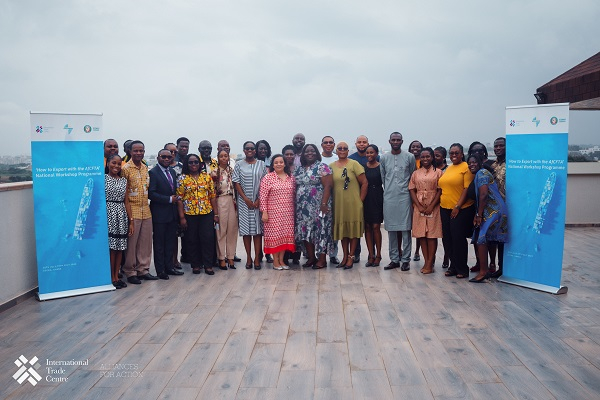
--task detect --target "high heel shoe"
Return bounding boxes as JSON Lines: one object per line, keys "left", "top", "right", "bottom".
{"left": 228, "top": 259, "right": 236, "bottom": 269}
{"left": 373, "top": 256, "right": 382, "bottom": 267}
{"left": 490, "top": 270, "right": 502, "bottom": 279}
{"left": 469, "top": 272, "right": 490, "bottom": 283}
{"left": 365, "top": 255, "right": 375, "bottom": 267}
{"left": 336, "top": 256, "right": 347, "bottom": 268}
{"left": 344, "top": 256, "right": 354, "bottom": 269}
{"left": 219, "top": 260, "right": 228, "bottom": 270}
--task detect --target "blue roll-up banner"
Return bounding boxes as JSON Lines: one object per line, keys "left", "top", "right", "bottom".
{"left": 30, "top": 112, "right": 113, "bottom": 300}
{"left": 502, "top": 104, "right": 569, "bottom": 294}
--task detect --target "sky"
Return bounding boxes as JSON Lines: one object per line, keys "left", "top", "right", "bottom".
{"left": 1, "top": 0, "right": 599, "bottom": 157}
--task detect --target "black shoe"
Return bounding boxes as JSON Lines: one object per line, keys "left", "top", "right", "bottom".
{"left": 117, "top": 280, "right": 127, "bottom": 288}
{"left": 205, "top": 268, "right": 215, "bottom": 275}
{"left": 233, "top": 256, "right": 241, "bottom": 262}
{"left": 139, "top": 273, "right": 158, "bottom": 280}
{"left": 329, "top": 257, "right": 340, "bottom": 264}
{"left": 174, "top": 264, "right": 183, "bottom": 270}
{"left": 353, "top": 254, "right": 360, "bottom": 263}
{"left": 118, "top": 272, "right": 123, "bottom": 279}
{"left": 127, "top": 276, "right": 142, "bottom": 284}
{"left": 292, "top": 257, "right": 300, "bottom": 265}
{"left": 400, "top": 262, "right": 410, "bottom": 271}
{"left": 254, "top": 264, "right": 262, "bottom": 270}
{"left": 266, "top": 254, "right": 274, "bottom": 263}
{"left": 112, "top": 281, "right": 122, "bottom": 289}
{"left": 470, "top": 273, "right": 491, "bottom": 283}
{"left": 166, "top": 269, "right": 184, "bottom": 276}
{"left": 384, "top": 262, "right": 400, "bottom": 270}
{"left": 490, "top": 270, "right": 502, "bottom": 279}
{"left": 157, "top": 273, "right": 170, "bottom": 280}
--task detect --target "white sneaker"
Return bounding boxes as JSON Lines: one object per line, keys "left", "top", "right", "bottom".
{"left": 281, "top": 265, "right": 290, "bottom": 270}
{"left": 273, "top": 266, "right": 284, "bottom": 270}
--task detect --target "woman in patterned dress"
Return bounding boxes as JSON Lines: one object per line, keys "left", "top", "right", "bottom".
{"left": 177, "top": 154, "right": 218, "bottom": 275}
{"left": 233, "top": 141, "right": 268, "bottom": 269}
{"left": 294, "top": 144, "right": 333, "bottom": 270}
{"left": 105, "top": 154, "right": 132, "bottom": 289}
{"left": 211, "top": 150, "right": 238, "bottom": 270}
{"left": 409, "top": 147, "right": 443, "bottom": 275}
{"left": 260, "top": 154, "right": 296, "bottom": 270}
{"left": 467, "top": 153, "right": 508, "bottom": 283}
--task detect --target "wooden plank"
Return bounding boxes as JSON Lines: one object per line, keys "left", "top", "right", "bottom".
{"left": 340, "top": 283, "right": 366, "bottom": 305}
{"left": 176, "top": 305, "right": 219, "bottom": 333}
{"left": 391, "top": 385, "right": 434, "bottom": 399}
{"left": 138, "top": 313, "right": 188, "bottom": 344}
{"left": 493, "top": 366, "right": 555, "bottom": 400}
{"left": 380, "top": 341, "right": 427, "bottom": 386}
{"left": 465, "top": 383, "right": 514, "bottom": 399}
{"left": 258, "top": 312, "right": 292, "bottom": 344}
{"left": 236, "top": 387, "right": 277, "bottom": 400}
{"left": 559, "top": 364, "right": 600, "bottom": 395}
{"left": 314, "top": 387, "right": 354, "bottom": 400}
{"left": 198, "top": 305, "right": 243, "bottom": 343}
{"left": 157, "top": 387, "right": 200, "bottom": 400}
{"left": 275, "top": 370, "right": 315, "bottom": 400}
{"left": 351, "top": 370, "right": 393, "bottom": 399}
{"left": 347, "top": 330, "right": 385, "bottom": 370}
{"left": 167, "top": 343, "right": 224, "bottom": 387}
{"left": 442, "top": 339, "right": 500, "bottom": 383}
{"left": 344, "top": 303, "right": 375, "bottom": 332}
{"left": 466, "top": 329, "right": 522, "bottom": 367}
{"left": 268, "top": 290, "right": 297, "bottom": 313}
{"left": 503, "top": 336, "right": 575, "bottom": 382}
{"left": 113, "top": 370, "right": 172, "bottom": 399}
{"left": 562, "top": 336, "right": 600, "bottom": 369}
{"left": 83, "top": 332, "right": 144, "bottom": 370}
{"left": 315, "top": 343, "right": 351, "bottom": 388}
{"left": 282, "top": 331, "right": 316, "bottom": 371}
{"left": 240, "top": 343, "right": 285, "bottom": 388}
{"left": 317, "top": 312, "right": 346, "bottom": 343}
{"left": 212, "top": 331, "right": 258, "bottom": 372}
{"left": 318, "top": 290, "right": 343, "bottom": 314}
{"left": 404, "top": 328, "right": 454, "bottom": 368}
{"left": 421, "top": 367, "right": 470, "bottom": 399}
{"left": 196, "top": 371, "right": 244, "bottom": 399}
{"left": 145, "top": 332, "right": 200, "bottom": 371}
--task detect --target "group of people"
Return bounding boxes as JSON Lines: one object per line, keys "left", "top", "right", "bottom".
{"left": 103, "top": 131, "right": 508, "bottom": 289}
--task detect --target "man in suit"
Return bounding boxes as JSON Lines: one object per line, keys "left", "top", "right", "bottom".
{"left": 149, "top": 149, "right": 184, "bottom": 279}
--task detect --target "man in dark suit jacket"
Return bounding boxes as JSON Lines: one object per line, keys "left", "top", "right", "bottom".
{"left": 149, "top": 149, "right": 184, "bottom": 279}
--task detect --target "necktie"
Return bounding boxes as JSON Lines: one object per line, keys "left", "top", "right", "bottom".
{"left": 165, "top": 168, "right": 174, "bottom": 191}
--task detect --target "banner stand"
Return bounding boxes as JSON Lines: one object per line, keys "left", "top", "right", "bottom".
{"left": 30, "top": 112, "right": 113, "bottom": 301}
{"left": 498, "top": 277, "right": 568, "bottom": 295}
{"left": 503, "top": 103, "right": 570, "bottom": 295}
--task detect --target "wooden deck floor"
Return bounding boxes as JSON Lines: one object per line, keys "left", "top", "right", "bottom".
{"left": 1, "top": 227, "right": 599, "bottom": 399}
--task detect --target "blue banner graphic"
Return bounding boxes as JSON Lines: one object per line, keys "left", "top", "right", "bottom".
{"left": 503, "top": 104, "right": 569, "bottom": 294}
{"left": 31, "top": 113, "right": 113, "bottom": 300}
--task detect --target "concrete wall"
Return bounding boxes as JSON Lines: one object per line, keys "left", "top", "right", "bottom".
{"left": 0, "top": 182, "right": 38, "bottom": 309}
{"left": 566, "top": 162, "right": 600, "bottom": 225}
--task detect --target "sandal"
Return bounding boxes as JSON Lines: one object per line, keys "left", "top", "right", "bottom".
{"left": 302, "top": 259, "right": 317, "bottom": 268}
{"left": 193, "top": 267, "right": 202, "bottom": 274}
{"left": 445, "top": 270, "right": 457, "bottom": 277}
{"left": 456, "top": 274, "right": 468, "bottom": 279}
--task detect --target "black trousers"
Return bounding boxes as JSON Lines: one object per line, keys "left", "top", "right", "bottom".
{"left": 440, "top": 206, "right": 475, "bottom": 277}
{"left": 185, "top": 212, "right": 215, "bottom": 269}
{"left": 152, "top": 220, "right": 177, "bottom": 275}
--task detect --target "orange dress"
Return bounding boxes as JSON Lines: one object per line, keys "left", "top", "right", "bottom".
{"left": 409, "top": 167, "right": 443, "bottom": 238}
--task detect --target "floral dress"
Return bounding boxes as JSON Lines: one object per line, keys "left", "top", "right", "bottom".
{"left": 294, "top": 162, "right": 333, "bottom": 255}
{"left": 472, "top": 169, "right": 508, "bottom": 244}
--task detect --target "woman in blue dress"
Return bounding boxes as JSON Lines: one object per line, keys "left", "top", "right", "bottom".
{"left": 467, "top": 153, "right": 508, "bottom": 283}
{"left": 294, "top": 144, "right": 333, "bottom": 269}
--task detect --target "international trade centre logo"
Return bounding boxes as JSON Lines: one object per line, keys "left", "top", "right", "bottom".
{"left": 84, "top": 125, "right": 92, "bottom": 133}
{"left": 13, "top": 355, "right": 42, "bottom": 386}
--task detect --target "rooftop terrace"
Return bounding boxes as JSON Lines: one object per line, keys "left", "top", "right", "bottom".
{"left": 1, "top": 227, "right": 599, "bottom": 399}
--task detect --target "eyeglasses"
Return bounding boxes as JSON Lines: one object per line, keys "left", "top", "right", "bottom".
{"left": 337, "top": 147, "right": 349, "bottom": 151}
{"left": 160, "top": 155, "right": 173, "bottom": 160}
{"left": 188, "top": 160, "right": 200, "bottom": 165}
{"left": 168, "top": 150, "right": 176, "bottom": 153}
{"left": 244, "top": 147, "right": 255, "bottom": 151}
{"left": 322, "top": 141, "right": 334, "bottom": 144}
{"left": 341, "top": 167, "right": 350, "bottom": 190}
